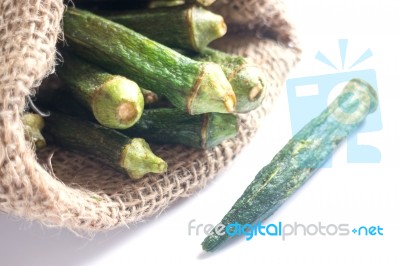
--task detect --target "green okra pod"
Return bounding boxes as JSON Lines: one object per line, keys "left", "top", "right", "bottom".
{"left": 105, "top": 4, "right": 227, "bottom": 52}
{"left": 190, "top": 48, "right": 267, "bottom": 113}
{"left": 22, "top": 113, "right": 46, "bottom": 149}
{"left": 45, "top": 112, "right": 167, "bottom": 180}
{"left": 63, "top": 8, "right": 236, "bottom": 115}
{"left": 58, "top": 52, "right": 144, "bottom": 129}
{"left": 122, "top": 108, "right": 238, "bottom": 149}
{"left": 202, "top": 79, "right": 379, "bottom": 251}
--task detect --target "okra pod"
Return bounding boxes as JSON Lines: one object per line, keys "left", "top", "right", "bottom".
{"left": 191, "top": 48, "right": 266, "bottom": 113}
{"left": 122, "top": 108, "right": 238, "bottom": 149}
{"left": 105, "top": 5, "right": 227, "bottom": 52}
{"left": 45, "top": 112, "right": 167, "bottom": 180}
{"left": 22, "top": 113, "right": 46, "bottom": 149}
{"left": 202, "top": 79, "right": 378, "bottom": 251}
{"left": 58, "top": 52, "right": 144, "bottom": 129}
{"left": 63, "top": 8, "right": 236, "bottom": 115}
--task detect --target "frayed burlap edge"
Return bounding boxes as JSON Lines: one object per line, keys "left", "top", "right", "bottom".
{"left": 0, "top": 0, "right": 301, "bottom": 232}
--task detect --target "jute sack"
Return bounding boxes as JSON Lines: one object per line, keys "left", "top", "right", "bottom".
{"left": 0, "top": 0, "right": 301, "bottom": 232}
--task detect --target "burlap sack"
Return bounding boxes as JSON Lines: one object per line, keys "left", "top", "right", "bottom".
{"left": 0, "top": 0, "right": 301, "bottom": 232}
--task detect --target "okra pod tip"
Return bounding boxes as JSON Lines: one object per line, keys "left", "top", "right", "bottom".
{"left": 121, "top": 138, "right": 168, "bottom": 180}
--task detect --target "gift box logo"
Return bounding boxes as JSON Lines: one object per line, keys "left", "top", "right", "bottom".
{"left": 286, "top": 39, "right": 382, "bottom": 167}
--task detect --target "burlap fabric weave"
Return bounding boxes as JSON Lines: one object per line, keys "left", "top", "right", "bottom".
{"left": 0, "top": 0, "right": 301, "bottom": 232}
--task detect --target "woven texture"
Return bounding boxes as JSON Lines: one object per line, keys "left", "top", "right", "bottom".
{"left": 0, "top": 0, "right": 301, "bottom": 232}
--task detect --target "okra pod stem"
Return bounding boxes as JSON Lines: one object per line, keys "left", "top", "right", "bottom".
{"left": 63, "top": 8, "right": 235, "bottom": 115}
{"left": 105, "top": 5, "right": 227, "bottom": 52}
{"left": 190, "top": 48, "right": 267, "bottom": 113}
{"left": 122, "top": 108, "right": 238, "bottom": 149}
{"left": 58, "top": 52, "right": 144, "bottom": 129}
{"left": 22, "top": 113, "right": 46, "bottom": 149}
{"left": 140, "top": 88, "right": 160, "bottom": 105}
{"left": 45, "top": 112, "right": 167, "bottom": 180}
{"left": 202, "top": 79, "right": 379, "bottom": 251}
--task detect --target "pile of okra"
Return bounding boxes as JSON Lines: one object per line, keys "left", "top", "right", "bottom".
{"left": 25, "top": 0, "right": 267, "bottom": 180}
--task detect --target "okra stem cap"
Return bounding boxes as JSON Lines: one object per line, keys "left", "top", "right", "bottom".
{"left": 92, "top": 76, "right": 144, "bottom": 129}
{"left": 229, "top": 65, "right": 267, "bottom": 113}
{"left": 188, "top": 62, "right": 236, "bottom": 115}
{"left": 121, "top": 138, "right": 168, "bottom": 180}
{"left": 191, "top": 6, "right": 227, "bottom": 51}
{"left": 22, "top": 113, "right": 46, "bottom": 149}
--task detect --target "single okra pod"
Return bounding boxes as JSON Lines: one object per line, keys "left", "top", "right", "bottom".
{"left": 22, "top": 113, "right": 46, "bottom": 149}
{"left": 58, "top": 52, "right": 144, "bottom": 129}
{"left": 202, "top": 79, "right": 379, "bottom": 251}
{"left": 105, "top": 4, "right": 227, "bottom": 52}
{"left": 45, "top": 112, "right": 167, "bottom": 180}
{"left": 63, "top": 8, "right": 236, "bottom": 115}
{"left": 122, "top": 108, "right": 238, "bottom": 149}
{"left": 191, "top": 48, "right": 267, "bottom": 113}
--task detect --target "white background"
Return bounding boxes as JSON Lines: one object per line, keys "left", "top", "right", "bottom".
{"left": 1, "top": 0, "right": 400, "bottom": 265}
